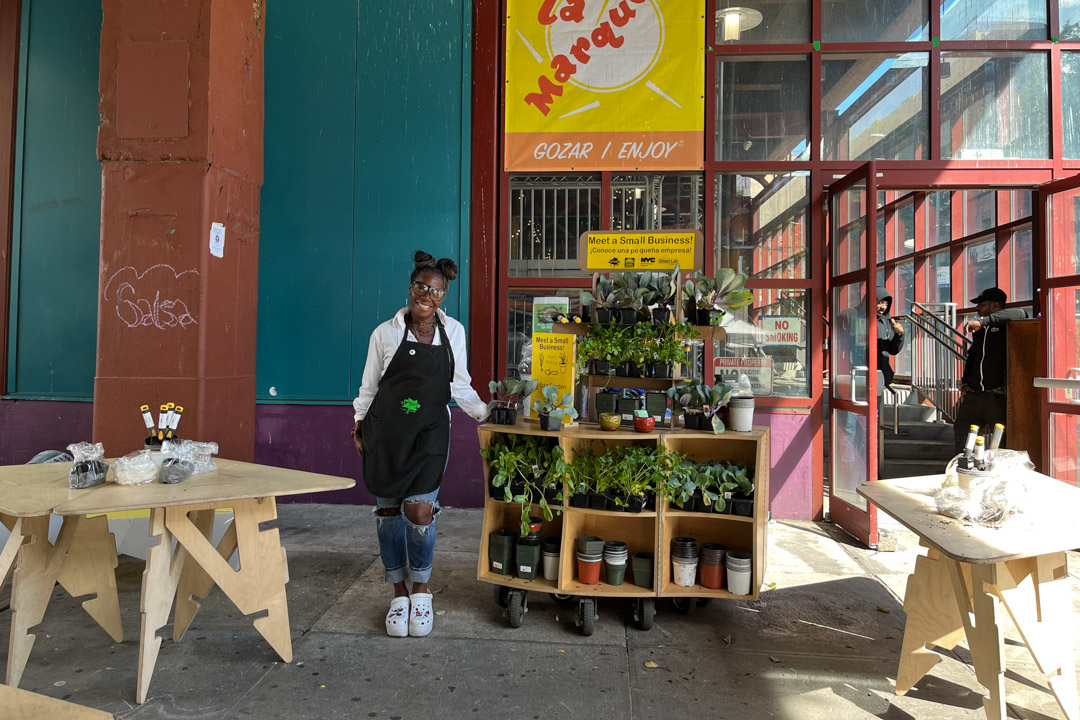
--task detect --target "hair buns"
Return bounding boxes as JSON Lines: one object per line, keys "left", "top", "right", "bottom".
{"left": 411, "top": 250, "right": 458, "bottom": 282}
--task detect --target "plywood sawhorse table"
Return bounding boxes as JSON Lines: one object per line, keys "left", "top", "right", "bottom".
{"left": 54, "top": 459, "right": 354, "bottom": 704}
{"left": 859, "top": 474, "right": 1080, "bottom": 720}
{"left": 0, "top": 464, "right": 123, "bottom": 688}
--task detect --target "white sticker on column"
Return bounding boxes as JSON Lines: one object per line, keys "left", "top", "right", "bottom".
{"left": 209, "top": 222, "right": 225, "bottom": 258}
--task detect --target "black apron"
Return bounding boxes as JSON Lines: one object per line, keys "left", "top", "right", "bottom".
{"left": 361, "top": 317, "right": 454, "bottom": 498}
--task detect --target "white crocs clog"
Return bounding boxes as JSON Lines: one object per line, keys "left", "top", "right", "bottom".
{"left": 385, "top": 596, "right": 410, "bottom": 637}
{"left": 409, "top": 592, "right": 434, "bottom": 637}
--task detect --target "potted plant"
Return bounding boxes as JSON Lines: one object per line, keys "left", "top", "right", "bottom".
{"left": 702, "top": 381, "right": 734, "bottom": 434}
{"left": 728, "top": 461, "right": 755, "bottom": 516}
{"left": 609, "top": 272, "right": 650, "bottom": 324}
{"left": 487, "top": 377, "right": 539, "bottom": 424}
{"left": 479, "top": 434, "right": 567, "bottom": 534}
{"left": 535, "top": 384, "right": 578, "bottom": 431}
{"left": 684, "top": 268, "right": 754, "bottom": 327}
{"left": 662, "top": 458, "right": 699, "bottom": 509}
{"left": 588, "top": 322, "right": 632, "bottom": 376}
{"left": 609, "top": 445, "right": 672, "bottom": 512}
{"left": 641, "top": 266, "right": 679, "bottom": 324}
{"left": 580, "top": 275, "right": 617, "bottom": 324}
{"left": 645, "top": 320, "right": 697, "bottom": 378}
{"left": 667, "top": 378, "right": 707, "bottom": 430}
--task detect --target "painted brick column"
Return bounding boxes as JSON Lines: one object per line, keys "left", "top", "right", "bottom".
{"left": 93, "top": 0, "right": 263, "bottom": 459}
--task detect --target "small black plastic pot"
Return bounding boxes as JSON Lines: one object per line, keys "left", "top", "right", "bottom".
{"left": 617, "top": 306, "right": 639, "bottom": 325}
{"left": 625, "top": 495, "right": 646, "bottom": 513}
{"left": 489, "top": 530, "right": 515, "bottom": 575}
{"left": 631, "top": 552, "right": 654, "bottom": 589}
{"left": 538, "top": 413, "right": 561, "bottom": 432}
{"left": 587, "top": 492, "right": 607, "bottom": 510}
{"left": 515, "top": 537, "right": 542, "bottom": 580}
{"left": 594, "top": 391, "right": 619, "bottom": 415}
{"left": 542, "top": 486, "right": 561, "bottom": 505}
{"left": 591, "top": 360, "right": 614, "bottom": 376}
{"left": 651, "top": 307, "right": 671, "bottom": 324}
{"left": 594, "top": 307, "right": 613, "bottom": 324}
{"left": 731, "top": 496, "right": 754, "bottom": 517}
{"left": 649, "top": 363, "right": 672, "bottom": 379}
{"left": 581, "top": 304, "right": 592, "bottom": 322}
{"left": 683, "top": 412, "right": 704, "bottom": 430}
{"left": 570, "top": 494, "right": 589, "bottom": 508}
{"left": 614, "top": 361, "right": 632, "bottom": 377}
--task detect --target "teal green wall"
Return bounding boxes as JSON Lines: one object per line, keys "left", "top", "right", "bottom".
{"left": 258, "top": 1, "right": 473, "bottom": 402}
{"left": 7, "top": 0, "right": 102, "bottom": 398}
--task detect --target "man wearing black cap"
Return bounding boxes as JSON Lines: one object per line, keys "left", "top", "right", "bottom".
{"left": 953, "top": 287, "right": 1028, "bottom": 454}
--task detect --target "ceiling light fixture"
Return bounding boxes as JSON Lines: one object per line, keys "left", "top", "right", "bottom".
{"left": 717, "top": 6, "right": 763, "bottom": 42}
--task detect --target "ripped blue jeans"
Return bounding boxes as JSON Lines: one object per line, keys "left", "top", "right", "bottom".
{"left": 374, "top": 488, "right": 441, "bottom": 584}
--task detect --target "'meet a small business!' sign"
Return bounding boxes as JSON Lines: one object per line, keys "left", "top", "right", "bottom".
{"left": 578, "top": 230, "right": 701, "bottom": 272}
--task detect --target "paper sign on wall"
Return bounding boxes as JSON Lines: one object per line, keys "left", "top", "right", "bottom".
{"left": 580, "top": 230, "right": 699, "bottom": 271}
{"left": 504, "top": 0, "right": 705, "bottom": 172}
{"left": 714, "top": 357, "right": 774, "bottom": 396}
{"left": 209, "top": 222, "right": 225, "bottom": 258}
{"left": 530, "top": 332, "right": 576, "bottom": 422}
{"left": 533, "top": 296, "right": 570, "bottom": 333}
{"left": 761, "top": 316, "right": 804, "bottom": 347}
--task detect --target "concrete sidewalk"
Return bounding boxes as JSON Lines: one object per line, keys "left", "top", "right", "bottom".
{"left": 2, "top": 504, "right": 1077, "bottom": 719}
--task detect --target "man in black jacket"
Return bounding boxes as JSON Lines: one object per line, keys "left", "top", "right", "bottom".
{"left": 953, "top": 287, "right": 1028, "bottom": 454}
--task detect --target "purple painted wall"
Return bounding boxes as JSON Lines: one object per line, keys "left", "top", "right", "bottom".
{"left": 755, "top": 411, "right": 814, "bottom": 521}
{"left": 254, "top": 404, "right": 486, "bottom": 506}
{"left": 0, "top": 399, "right": 94, "bottom": 464}
{"left": 0, "top": 398, "right": 814, "bottom": 518}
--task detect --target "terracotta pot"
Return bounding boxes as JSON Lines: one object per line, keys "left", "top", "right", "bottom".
{"left": 699, "top": 561, "right": 724, "bottom": 589}
{"left": 633, "top": 416, "right": 655, "bottom": 433}
{"left": 577, "top": 557, "right": 602, "bottom": 585}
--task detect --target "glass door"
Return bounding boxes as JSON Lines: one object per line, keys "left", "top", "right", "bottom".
{"left": 1036, "top": 174, "right": 1080, "bottom": 485}
{"left": 827, "top": 162, "right": 879, "bottom": 547}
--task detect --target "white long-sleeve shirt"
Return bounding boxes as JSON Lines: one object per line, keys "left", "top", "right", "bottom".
{"left": 352, "top": 307, "right": 489, "bottom": 423}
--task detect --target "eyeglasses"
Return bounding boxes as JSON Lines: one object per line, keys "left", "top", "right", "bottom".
{"left": 411, "top": 281, "right": 447, "bottom": 300}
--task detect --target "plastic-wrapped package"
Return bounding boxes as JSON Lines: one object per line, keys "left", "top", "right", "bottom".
{"left": 734, "top": 373, "right": 754, "bottom": 397}
{"left": 518, "top": 340, "right": 532, "bottom": 375}
{"left": 112, "top": 449, "right": 159, "bottom": 486}
{"left": 935, "top": 449, "right": 1034, "bottom": 526}
{"left": 177, "top": 439, "right": 219, "bottom": 475}
{"left": 67, "top": 442, "right": 109, "bottom": 489}
{"left": 159, "top": 440, "right": 195, "bottom": 484}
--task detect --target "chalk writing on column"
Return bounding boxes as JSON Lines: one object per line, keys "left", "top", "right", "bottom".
{"left": 103, "top": 264, "right": 200, "bottom": 330}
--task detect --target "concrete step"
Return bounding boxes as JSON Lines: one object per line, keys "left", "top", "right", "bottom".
{"left": 880, "top": 403, "right": 939, "bottom": 424}
{"left": 883, "top": 421, "right": 954, "bottom": 442}
{"left": 879, "top": 458, "right": 948, "bottom": 479}
{"left": 883, "top": 438, "right": 955, "bottom": 462}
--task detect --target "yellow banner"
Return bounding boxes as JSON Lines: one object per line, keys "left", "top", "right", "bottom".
{"left": 505, "top": 0, "right": 704, "bottom": 172}
{"left": 530, "top": 333, "right": 576, "bottom": 422}
{"left": 581, "top": 230, "right": 698, "bottom": 271}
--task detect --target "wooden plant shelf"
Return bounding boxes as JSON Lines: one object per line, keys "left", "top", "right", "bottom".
{"left": 476, "top": 423, "right": 770, "bottom": 604}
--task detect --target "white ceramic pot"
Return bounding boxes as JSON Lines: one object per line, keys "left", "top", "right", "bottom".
{"left": 728, "top": 397, "right": 755, "bottom": 432}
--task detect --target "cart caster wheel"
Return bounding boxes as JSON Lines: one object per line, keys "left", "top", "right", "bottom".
{"left": 697, "top": 598, "right": 712, "bottom": 608}
{"left": 549, "top": 593, "right": 576, "bottom": 605}
{"left": 635, "top": 598, "right": 655, "bottom": 630}
{"left": 672, "top": 597, "right": 697, "bottom": 615}
{"left": 577, "top": 598, "right": 597, "bottom": 637}
{"left": 508, "top": 590, "right": 527, "bottom": 628}
{"left": 494, "top": 586, "right": 509, "bottom": 609}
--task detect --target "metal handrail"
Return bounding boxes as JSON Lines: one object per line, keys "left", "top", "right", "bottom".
{"left": 907, "top": 303, "right": 969, "bottom": 423}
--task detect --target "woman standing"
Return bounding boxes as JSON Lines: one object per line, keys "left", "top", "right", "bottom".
{"left": 352, "top": 251, "right": 488, "bottom": 637}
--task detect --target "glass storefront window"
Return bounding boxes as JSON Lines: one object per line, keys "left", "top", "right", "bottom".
{"left": 892, "top": 260, "right": 915, "bottom": 376}
{"left": 1064, "top": 3, "right": 1080, "bottom": 40}
{"left": 1009, "top": 189, "right": 1033, "bottom": 221}
{"left": 1048, "top": 185, "right": 1080, "bottom": 278}
{"left": 714, "top": 0, "right": 809, "bottom": 44}
{"left": 877, "top": 214, "right": 887, "bottom": 264}
{"left": 821, "top": 53, "right": 929, "bottom": 161}
{"left": 1064, "top": 53, "right": 1080, "bottom": 159}
{"left": 925, "top": 250, "right": 951, "bottom": 303}
{"left": 715, "top": 172, "right": 809, "bottom": 280}
{"left": 715, "top": 57, "right": 809, "bottom": 162}
{"left": 941, "top": 0, "right": 1047, "bottom": 41}
{"left": 1007, "top": 226, "right": 1033, "bottom": 302}
{"left": 713, "top": 290, "right": 810, "bottom": 399}
{"left": 1048, "top": 287, "right": 1080, "bottom": 406}
{"left": 508, "top": 175, "right": 599, "bottom": 278}
{"left": 963, "top": 236, "right": 997, "bottom": 302}
{"left": 833, "top": 179, "right": 867, "bottom": 276}
{"left": 504, "top": 287, "right": 587, "bottom": 380}
{"left": 927, "top": 191, "right": 951, "bottom": 248}
{"left": 962, "top": 189, "right": 996, "bottom": 236}
{"left": 897, "top": 200, "right": 916, "bottom": 257}
{"left": 822, "top": 0, "right": 928, "bottom": 42}
{"left": 940, "top": 52, "right": 1049, "bottom": 160}
{"left": 610, "top": 175, "right": 704, "bottom": 232}
{"left": 1050, "top": 413, "right": 1080, "bottom": 486}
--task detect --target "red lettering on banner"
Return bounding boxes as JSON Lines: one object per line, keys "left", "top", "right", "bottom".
{"left": 538, "top": 0, "right": 557, "bottom": 25}
{"left": 524, "top": 75, "right": 564, "bottom": 116}
{"left": 551, "top": 54, "right": 577, "bottom": 83}
{"left": 539, "top": 0, "right": 585, "bottom": 24}
{"left": 570, "top": 37, "right": 592, "bottom": 64}
{"left": 591, "top": 21, "right": 625, "bottom": 48}
{"left": 608, "top": 1, "right": 636, "bottom": 28}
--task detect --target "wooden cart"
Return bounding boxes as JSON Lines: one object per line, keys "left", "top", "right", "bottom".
{"left": 476, "top": 420, "right": 769, "bottom": 634}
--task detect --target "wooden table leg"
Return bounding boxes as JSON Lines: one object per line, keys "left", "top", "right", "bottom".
{"left": 173, "top": 510, "right": 238, "bottom": 642}
{"left": 56, "top": 514, "right": 123, "bottom": 644}
{"left": 993, "top": 553, "right": 1079, "bottom": 720}
{"left": 165, "top": 498, "right": 291, "bottom": 662}
{"left": 948, "top": 561, "right": 1007, "bottom": 720}
{"left": 137, "top": 508, "right": 186, "bottom": 704}
{"left": 896, "top": 545, "right": 969, "bottom": 695}
{"left": 0, "top": 513, "right": 23, "bottom": 590}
